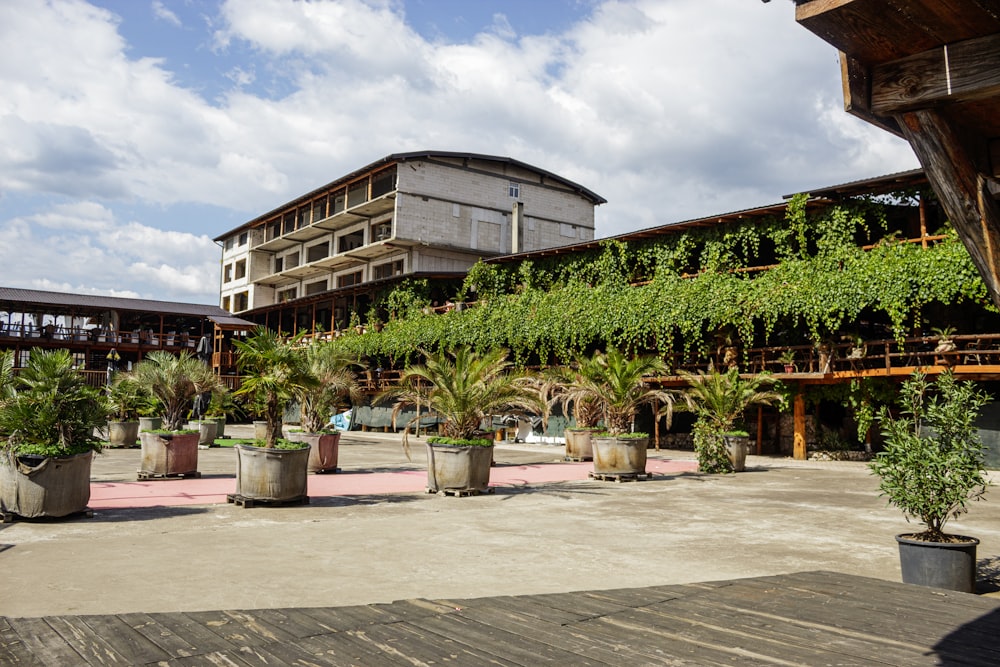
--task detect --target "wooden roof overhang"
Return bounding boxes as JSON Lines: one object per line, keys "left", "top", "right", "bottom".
{"left": 795, "top": 0, "right": 1000, "bottom": 307}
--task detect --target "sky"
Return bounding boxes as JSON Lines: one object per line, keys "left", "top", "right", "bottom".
{"left": 0, "top": 0, "right": 919, "bottom": 305}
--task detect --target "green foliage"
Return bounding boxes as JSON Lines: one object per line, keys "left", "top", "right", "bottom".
{"left": 557, "top": 348, "right": 675, "bottom": 436}
{"left": 106, "top": 373, "right": 149, "bottom": 421}
{"left": 870, "top": 371, "right": 991, "bottom": 541}
{"left": 233, "top": 327, "right": 317, "bottom": 449}
{"left": 130, "top": 351, "right": 221, "bottom": 431}
{"left": 296, "top": 341, "right": 363, "bottom": 433}
{"left": 0, "top": 349, "right": 106, "bottom": 456}
{"left": 381, "top": 346, "right": 541, "bottom": 458}
{"left": 322, "top": 198, "right": 988, "bottom": 366}
{"left": 242, "top": 438, "right": 309, "bottom": 450}
{"left": 426, "top": 436, "right": 493, "bottom": 447}
{"left": 679, "top": 368, "right": 782, "bottom": 473}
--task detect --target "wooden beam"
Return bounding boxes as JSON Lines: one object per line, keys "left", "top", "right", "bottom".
{"left": 872, "top": 33, "right": 1000, "bottom": 114}
{"left": 898, "top": 109, "right": 1000, "bottom": 309}
{"left": 840, "top": 52, "right": 903, "bottom": 137}
{"left": 793, "top": 393, "right": 807, "bottom": 461}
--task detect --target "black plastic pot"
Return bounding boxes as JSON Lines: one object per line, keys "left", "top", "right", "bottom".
{"left": 896, "top": 534, "right": 979, "bottom": 593}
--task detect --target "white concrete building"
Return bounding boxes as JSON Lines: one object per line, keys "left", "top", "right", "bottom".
{"left": 215, "top": 151, "right": 605, "bottom": 317}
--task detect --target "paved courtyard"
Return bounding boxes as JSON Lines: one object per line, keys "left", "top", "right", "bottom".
{"left": 1, "top": 429, "right": 999, "bottom": 618}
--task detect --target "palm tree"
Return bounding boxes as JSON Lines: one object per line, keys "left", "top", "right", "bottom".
{"left": 0, "top": 349, "right": 106, "bottom": 456}
{"left": 233, "top": 327, "right": 317, "bottom": 448}
{"left": 296, "top": 341, "right": 363, "bottom": 433}
{"left": 678, "top": 367, "right": 782, "bottom": 433}
{"left": 383, "top": 346, "right": 541, "bottom": 458}
{"left": 561, "top": 348, "right": 675, "bottom": 436}
{"left": 679, "top": 367, "right": 783, "bottom": 473}
{"left": 0, "top": 350, "right": 15, "bottom": 406}
{"left": 131, "top": 350, "right": 221, "bottom": 431}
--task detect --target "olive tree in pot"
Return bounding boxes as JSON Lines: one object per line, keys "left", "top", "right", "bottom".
{"left": 870, "top": 370, "right": 991, "bottom": 593}
{"left": 231, "top": 327, "right": 316, "bottom": 504}
{"left": 0, "top": 350, "right": 106, "bottom": 520}
{"left": 105, "top": 374, "right": 146, "bottom": 448}
{"left": 383, "top": 346, "right": 540, "bottom": 495}
{"left": 678, "top": 368, "right": 782, "bottom": 473}
{"left": 561, "top": 348, "right": 675, "bottom": 479}
{"left": 130, "top": 351, "right": 220, "bottom": 479}
{"left": 289, "top": 341, "right": 363, "bottom": 474}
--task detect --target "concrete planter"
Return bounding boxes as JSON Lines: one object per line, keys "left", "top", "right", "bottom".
{"left": 563, "top": 429, "right": 594, "bottom": 461}
{"left": 234, "top": 444, "right": 309, "bottom": 502}
{"left": 896, "top": 534, "right": 980, "bottom": 593}
{"left": 426, "top": 442, "right": 493, "bottom": 494}
{"left": 253, "top": 421, "right": 270, "bottom": 440}
{"left": 722, "top": 434, "right": 750, "bottom": 472}
{"left": 0, "top": 451, "right": 93, "bottom": 519}
{"left": 139, "top": 431, "right": 199, "bottom": 477}
{"left": 138, "top": 416, "right": 162, "bottom": 432}
{"left": 186, "top": 421, "right": 218, "bottom": 447}
{"left": 290, "top": 432, "right": 341, "bottom": 473}
{"left": 107, "top": 421, "right": 139, "bottom": 448}
{"left": 592, "top": 436, "right": 648, "bottom": 476}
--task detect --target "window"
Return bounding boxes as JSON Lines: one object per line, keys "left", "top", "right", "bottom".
{"left": 233, "top": 291, "right": 249, "bottom": 312}
{"left": 296, "top": 205, "right": 310, "bottom": 230}
{"left": 312, "top": 196, "right": 327, "bottom": 222}
{"left": 372, "top": 259, "right": 404, "bottom": 280}
{"left": 278, "top": 287, "right": 297, "bottom": 302}
{"left": 331, "top": 191, "right": 346, "bottom": 215}
{"left": 234, "top": 259, "right": 247, "bottom": 279}
{"left": 307, "top": 241, "right": 329, "bottom": 263}
{"left": 560, "top": 223, "right": 577, "bottom": 238}
{"left": 305, "top": 280, "right": 327, "bottom": 296}
{"left": 72, "top": 352, "right": 86, "bottom": 369}
{"left": 371, "top": 168, "right": 397, "bottom": 198}
{"left": 285, "top": 252, "right": 300, "bottom": 269}
{"left": 266, "top": 220, "right": 281, "bottom": 241}
{"left": 508, "top": 181, "right": 520, "bottom": 198}
{"left": 338, "top": 230, "right": 364, "bottom": 253}
{"left": 238, "top": 231, "right": 248, "bottom": 246}
{"left": 282, "top": 211, "right": 296, "bottom": 236}
{"left": 347, "top": 181, "right": 368, "bottom": 208}
{"left": 372, "top": 222, "right": 392, "bottom": 242}
{"left": 223, "top": 264, "right": 233, "bottom": 283}
{"left": 222, "top": 295, "right": 231, "bottom": 312}
{"left": 274, "top": 256, "right": 284, "bottom": 273}
{"left": 337, "top": 270, "right": 363, "bottom": 288}
{"left": 224, "top": 237, "right": 234, "bottom": 250}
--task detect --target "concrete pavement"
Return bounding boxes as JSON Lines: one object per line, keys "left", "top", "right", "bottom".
{"left": 1, "top": 429, "right": 998, "bottom": 618}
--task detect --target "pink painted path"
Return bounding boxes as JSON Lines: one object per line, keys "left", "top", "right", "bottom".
{"left": 88, "top": 458, "right": 698, "bottom": 510}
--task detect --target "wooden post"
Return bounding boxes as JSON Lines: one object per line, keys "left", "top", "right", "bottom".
{"left": 793, "top": 393, "right": 807, "bottom": 461}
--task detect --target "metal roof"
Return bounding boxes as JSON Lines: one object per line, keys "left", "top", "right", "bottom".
{"left": 0, "top": 286, "right": 252, "bottom": 326}
{"left": 214, "top": 151, "right": 607, "bottom": 242}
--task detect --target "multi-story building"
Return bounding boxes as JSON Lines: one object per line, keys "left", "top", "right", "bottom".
{"left": 215, "top": 151, "right": 605, "bottom": 329}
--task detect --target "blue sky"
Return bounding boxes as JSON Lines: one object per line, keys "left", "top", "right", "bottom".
{"left": 0, "top": 0, "right": 918, "bottom": 304}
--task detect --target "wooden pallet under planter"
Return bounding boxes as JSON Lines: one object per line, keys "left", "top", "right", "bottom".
{"left": 588, "top": 470, "right": 654, "bottom": 483}
{"left": 136, "top": 470, "right": 202, "bottom": 481}
{"left": 226, "top": 493, "right": 309, "bottom": 508}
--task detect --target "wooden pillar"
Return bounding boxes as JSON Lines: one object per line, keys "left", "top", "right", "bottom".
{"left": 793, "top": 393, "right": 807, "bottom": 461}
{"left": 918, "top": 194, "right": 928, "bottom": 249}
{"left": 653, "top": 398, "right": 660, "bottom": 451}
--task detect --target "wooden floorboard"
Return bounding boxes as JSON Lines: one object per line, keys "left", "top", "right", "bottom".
{"left": 3, "top": 571, "right": 999, "bottom": 666}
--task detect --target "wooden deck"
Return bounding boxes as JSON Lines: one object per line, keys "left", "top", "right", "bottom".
{"left": 2, "top": 571, "right": 998, "bottom": 665}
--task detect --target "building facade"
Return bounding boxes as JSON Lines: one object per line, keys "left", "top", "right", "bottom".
{"left": 215, "top": 151, "right": 606, "bottom": 324}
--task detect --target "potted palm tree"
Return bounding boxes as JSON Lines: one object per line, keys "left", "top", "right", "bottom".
{"left": 105, "top": 373, "right": 146, "bottom": 448}
{"left": 289, "top": 341, "right": 363, "bottom": 474}
{"left": 383, "top": 346, "right": 540, "bottom": 496}
{"left": 130, "top": 351, "right": 220, "bottom": 479}
{"left": 870, "top": 370, "right": 991, "bottom": 593}
{"left": 559, "top": 348, "right": 675, "bottom": 480}
{"left": 0, "top": 350, "right": 106, "bottom": 520}
{"left": 678, "top": 367, "right": 782, "bottom": 473}
{"left": 533, "top": 361, "right": 602, "bottom": 461}
{"left": 231, "top": 327, "right": 315, "bottom": 506}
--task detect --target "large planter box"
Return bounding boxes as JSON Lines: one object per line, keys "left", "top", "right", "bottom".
{"left": 0, "top": 451, "right": 93, "bottom": 519}
{"left": 139, "top": 432, "right": 199, "bottom": 477}
{"left": 722, "top": 434, "right": 750, "bottom": 472}
{"left": 234, "top": 444, "right": 309, "bottom": 502}
{"left": 896, "top": 534, "right": 980, "bottom": 593}
{"left": 426, "top": 442, "right": 493, "bottom": 494}
{"left": 290, "top": 432, "right": 341, "bottom": 473}
{"left": 592, "top": 436, "right": 648, "bottom": 476}
{"left": 138, "top": 416, "right": 162, "bottom": 432}
{"left": 107, "top": 421, "right": 139, "bottom": 448}
{"left": 564, "top": 429, "right": 594, "bottom": 461}
{"left": 186, "top": 421, "right": 218, "bottom": 447}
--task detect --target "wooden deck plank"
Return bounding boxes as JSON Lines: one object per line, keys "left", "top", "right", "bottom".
{"left": 160, "top": 649, "right": 257, "bottom": 666}
{"left": 6, "top": 617, "right": 89, "bottom": 665}
{"left": 451, "top": 594, "right": 599, "bottom": 624}
{"left": 510, "top": 591, "right": 634, "bottom": 619}
{"left": 143, "top": 611, "right": 240, "bottom": 655}
{"left": 0, "top": 617, "right": 40, "bottom": 666}
{"left": 116, "top": 612, "right": 201, "bottom": 659}
{"left": 245, "top": 607, "right": 337, "bottom": 639}
{"left": 42, "top": 615, "right": 134, "bottom": 665}
{"left": 294, "top": 629, "right": 429, "bottom": 666}
{"left": 296, "top": 603, "right": 402, "bottom": 631}
{"left": 342, "top": 619, "right": 523, "bottom": 667}
{"left": 73, "top": 614, "right": 173, "bottom": 665}
{"left": 182, "top": 609, "right": 300, "bottom": 647}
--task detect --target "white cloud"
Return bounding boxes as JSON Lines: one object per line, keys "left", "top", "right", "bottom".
{"left": 152, "top": 0, "right": 182, "bottom": 28}
{"left": 0, "top": 0, "right": 919, "bottom": 300}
